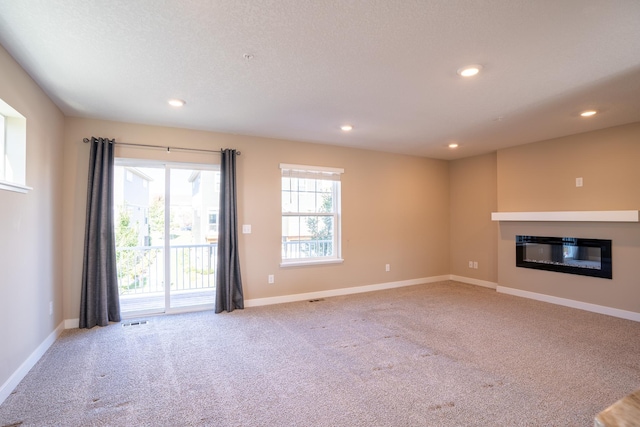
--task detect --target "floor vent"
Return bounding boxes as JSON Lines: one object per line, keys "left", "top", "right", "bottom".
{"left": 309, "top": 299, "right": 325, "bottom": 303}
{"left": 122, "top": 320, "right": 149, "bottom": 327}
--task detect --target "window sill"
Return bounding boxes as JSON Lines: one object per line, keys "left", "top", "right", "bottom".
{"left": 0, "top": 180, "right": 32, "bottom": 194}
{"left": 280, "top": 258, "right": 344, "bottom": 268}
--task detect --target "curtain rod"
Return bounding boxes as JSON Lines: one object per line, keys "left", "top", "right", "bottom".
{"left": 82, "top": 137, "right": 241, "bottom": 155}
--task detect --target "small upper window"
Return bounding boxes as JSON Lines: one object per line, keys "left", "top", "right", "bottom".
{"left": 0, "top": 114, "right": 5, "bottom": 179}
{"left": 208, "top": 212, "right": 218, "bottom": 232}
{"left": 280, "top": 163, "right": 343, "bottom": 266}
{"left": 0, "top": 98, "right": 29, "bottom": 193}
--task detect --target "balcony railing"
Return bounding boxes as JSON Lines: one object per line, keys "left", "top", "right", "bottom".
{"left": 281, "top": 239, "right": 333, "bottom": 259}
{"left": 116, "top": 243, "right": 218, "bottom": 296}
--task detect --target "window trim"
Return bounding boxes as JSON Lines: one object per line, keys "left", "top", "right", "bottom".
{"left": 279, "top": 258, "right": 344, "bottom": 268}
{"left": 280, "top": 163, "right": 343, "bottom": 267}
{"left": 280, "top": 163, "right": 344, "bottom": 175}
{"left": 0, "top": 179, "right": 32, "bottom": 193}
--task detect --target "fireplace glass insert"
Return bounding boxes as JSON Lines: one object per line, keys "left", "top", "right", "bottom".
{"left": 516, "top": 235, "right": 612, "bottom": 279}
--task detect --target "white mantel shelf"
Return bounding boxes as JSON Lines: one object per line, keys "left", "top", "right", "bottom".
{"left": 491, "top": 210, "right": 639, "bottom": 222}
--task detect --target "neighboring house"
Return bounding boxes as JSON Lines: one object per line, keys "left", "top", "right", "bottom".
{"left": 114, "top": 167, "right": 152, "bottom": 247}
{"left": 189, "top": 170, "right": 220, "bottom": 244}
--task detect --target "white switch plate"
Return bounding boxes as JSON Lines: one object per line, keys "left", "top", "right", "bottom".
{"left": 242, "top": 224, "right": 252, "bottom": 234}
{"left": 473, "top": 261, "right": 478, "bottom": 269}
{"left": 268, "top": 274, "right": 274, "bottom": 284}
{"left": 576, "top": 177, "right": 583, "bottom": 187}
{"left": 469, "top": 261, "right": 473, "bottom": 268}
{"left": 385, "top": 264, "right": 390, "bottom": 272}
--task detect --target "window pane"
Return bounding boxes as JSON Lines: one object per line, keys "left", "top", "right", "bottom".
{"left": 282, "top": 176, "right": 290, "bottom": 191}
{"left": 298, "top": 191, "right": 316, "bottom": 213}
{"left": 0, "top": 115, "right": 5, "bottom": 180}
{"left": 316, "top": 193, "right": 333, "bottom": 212}
{"left": 281, "top": 177, "right": 336, "bottom": 214}
{"left": 282, "top": 215, "right": 334, "bottom": 259}
{"left": 282, "top": 190, "right": 298, "bottom": 213}
{"left": 282, "top": 216, "right": 302, "bottom": 240}
{"left": 299, "top": 178, "right": 314, "bottom": 191}
{"left": 316, "top": 179, "right": 333, "bottom": 193}
{"left": 0, "top": 99, "right": 27, "bottom": 189}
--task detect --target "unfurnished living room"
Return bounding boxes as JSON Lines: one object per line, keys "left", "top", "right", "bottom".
{"left": 1, "top": 1, "right": 639, "bottom": 426}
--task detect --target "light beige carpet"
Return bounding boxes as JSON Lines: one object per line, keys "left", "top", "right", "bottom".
{"left": 1, "top": 281, "right": 638, "bottom": 426}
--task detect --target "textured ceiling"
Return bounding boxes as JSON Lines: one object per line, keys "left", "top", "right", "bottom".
{"left": 0, "top": 0, "right": 639, "bottom": 159}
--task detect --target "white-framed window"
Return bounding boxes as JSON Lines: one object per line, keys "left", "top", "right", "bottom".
{"left": 0, "top": 114, "right": 5, "bottom": 181}
{"left": 280, "top": 163, "right": 343, "bottom": 266}
{"left": 0, "top": 98, "right": 29, "bottom": 193}
{"left": 208, "top": 211, "right": 218, "bottom": 233}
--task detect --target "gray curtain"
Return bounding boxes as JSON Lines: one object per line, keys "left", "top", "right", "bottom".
{"left": 79, "top": 137, "right": 121, "bottom": 328}
{"left": 216, "top": 149, "right": 244, "bottom": 313}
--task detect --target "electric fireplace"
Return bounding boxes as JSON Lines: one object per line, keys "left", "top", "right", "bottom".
{"left": 516, "top": 235, "right": 612, "bottom": 279}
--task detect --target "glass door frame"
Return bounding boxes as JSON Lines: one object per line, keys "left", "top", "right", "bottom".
{"left": 115, "top": 158, "right": 219, "bottom": 317}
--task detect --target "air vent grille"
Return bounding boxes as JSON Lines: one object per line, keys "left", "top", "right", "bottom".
{"left": 122, "top": 320, "right": 149, "bottom": 327}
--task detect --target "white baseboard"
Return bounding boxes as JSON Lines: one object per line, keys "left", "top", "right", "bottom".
{"left": 62, "top": 275, "right": 453, "bottom": 322}
{"left": 245, "top": 275, "right": 451, "bottom": 307}
{"left": 0, "top": 321, "right": 65, "bottom": 406}
{"left": 497, "top": 285, "right": 640, "bottom": 322}
{"left": 449, "top": 275, "right": 497, "bottom": 289}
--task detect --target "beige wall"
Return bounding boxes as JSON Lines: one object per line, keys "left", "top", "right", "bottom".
{"left": 62, "top": 117, "right": 450, "bottom": 320}
{"left": 497, "top": 123, "right": 640, "bottom": 211}
{"left": 496, "top": 122, "right": 640, "bottom": 313}
{"left": 449, "top": 153, "right": 498, "bottom": 283}
{"left": 0, "top": 46, "right": 65, "bottom": 388}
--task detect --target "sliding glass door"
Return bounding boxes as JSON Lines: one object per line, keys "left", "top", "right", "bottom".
{"left": 114, "top": 160, "right": 220, "bottom": 315}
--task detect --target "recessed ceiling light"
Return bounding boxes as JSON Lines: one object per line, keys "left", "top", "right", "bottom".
{"left": 580, "top": 110, "right": 597, "bottom": 117}
{"left": 168, "top": 99, "right": 185, "bottom": 107}
{"left": 340, "top": 125, "right": 353, "bottom": 131}
{"left": 457, "top": 65, "right": 482, "bottom": 77}
{"left": 448, "top": 143, "right": 459, "bottom": 149}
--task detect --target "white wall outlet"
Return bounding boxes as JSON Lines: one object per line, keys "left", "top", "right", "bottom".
{"left": 576, "top": 177, "right": 583, "bottom": 187}
{"left": 242, "top": 224, "right": 252, "bottom": 234}
{"left": 473, "top": 261, "right": 478, "bottom": 269}
{"left": 385, "top": 264, "right": 390, "bottom": 272}
{"left": 268, "top": 274, "right": 274, "bottom": 284}
{"left": 49, "top": 301, "right": 53, "bottom": 316}
{"left": 469, "top": 261, "right": 473, "bottom": 268}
